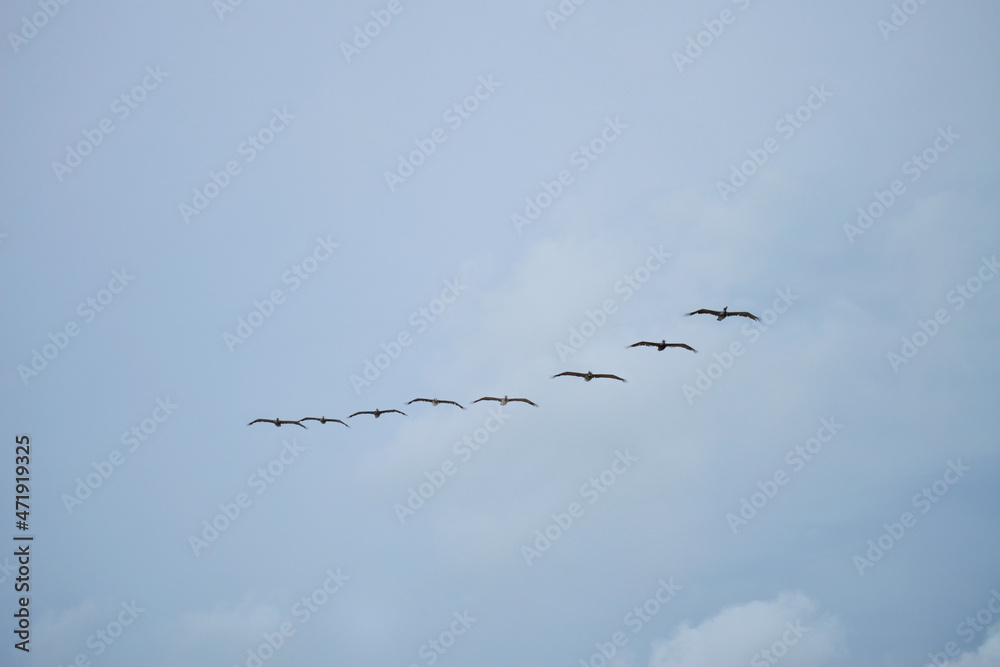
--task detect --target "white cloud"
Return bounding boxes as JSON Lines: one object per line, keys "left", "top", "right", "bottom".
{"left": 936, "top": 624, "right": 1000, "bottom": 667}
{"left": 173, "top": 594, "right": 284, "bottom": 647}
{"left": 647, "top": 591, "right": 846, "bottom": 667}
{"left": 33, "top": 599, "right": 102, "bottom": 662}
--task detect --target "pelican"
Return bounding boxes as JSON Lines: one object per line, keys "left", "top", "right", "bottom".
{"left": 300, "top": 416, "right": 350, "bottom": 428}
{"left": 407, "top": 398, "right": 465, "bottom": 409}
{"left": 248, "top": 418, "right": 308, "bottom": 429}
{"left": 472, "top": 395, "right": 538, "bottom": 407}
{"left": 348, "top": 408, "right": 406, "bottom": 419}
{"left": 685, "top": 306, "right": 759, "bottom": 321}
{"left": 552, "top": 371, "right": 627, "bottom": 383}
{"left": 628, "top": 340, "right": 697, "bottom": 353}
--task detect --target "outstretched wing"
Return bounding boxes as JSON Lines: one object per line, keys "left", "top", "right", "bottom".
{"left": 666, "top": 343, "right": 698, "bottom": 352}
{"left": 472, "top": 397, "right": 499, "bottom": 404}
{"left": 248, "top": 418, "right": 275, "bottom": 426}
{"left": 442, "top": 400, "right": 465, "bottom": 409}
{"left": 385, "top": 409, "right": 407, "bottom": 416}
{"left": 348, "top": 411, "right": 371, "bottom": 418}
{"left": 331, "top": 419, "right": 350, "bottom": 428}
{"left": 553, "top": 371, "right": 585, "bottom": 378}
{"left": 685, "top": 308, "right": 721, "bottom": 317}
{"left": 407, "top": 398, "right": 429, "bottom": 405}
{"left": 511, "top": 398, "right": 538, "bottom": 407}
{"left": 594, "top": 374, "right": 628, "bottom": 382}
{"left": 628, "top": 341, "right": 656, "bottom": 348}
{"left": 283, "top": 420, "right": 308, "bottom": 429}
{"left": 729, "top": 311, "right": 760, "bottom": 321}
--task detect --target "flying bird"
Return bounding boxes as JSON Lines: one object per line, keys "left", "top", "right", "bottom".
{"left": 552, "top": 371, "right": 628, "bottom": 383}
{"left": 628, "top": 340, "right": 697, "bottom": 353}
{"left": 300, "top": 416, "right": 350, "bottom": 428}
{"left": 248, "top": 418, "right": 308, "bottom": 429}
{"left": 685, "top": 306, "right": 760, "bottom": 321}
{"left": 348, "top": 408, "right": 406, "bottom": 419}
{"left": 472, "top": 395, "right": 538, "bottom": 407}
{"left": 407, "top": 398, "right": 465, "bottom": 409}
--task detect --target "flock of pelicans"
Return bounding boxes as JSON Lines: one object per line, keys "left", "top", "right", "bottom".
{"left": 248, "top": 307, "right": 760, "bottom": 429}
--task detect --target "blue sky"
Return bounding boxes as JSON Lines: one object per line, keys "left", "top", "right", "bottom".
{"left": 2, "top": 1, "right": 999, "bottom": 666}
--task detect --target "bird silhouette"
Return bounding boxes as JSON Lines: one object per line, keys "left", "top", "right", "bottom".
{"left": 300, "top": 417, "right": 350, "bottom": 428}
{"left": 472, "top": 395, "right": 538, "bottom": 407}
{"left": 552, "top": 371, "right": 627, "bottom": 383}
{"left": 685, "top": 306, "right": 759, "bottom": 321}
{"left": 348, "top": 409, "right": 407, "bottom": 419}
{"left": 248, "top": 418, "right": 308, "bottom": 429}
{"left": 407, "top": 398, "right": 465, "bottom": 409}
{"left": 628, "top": 340, "right": 697, "bottom": 353}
